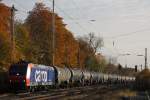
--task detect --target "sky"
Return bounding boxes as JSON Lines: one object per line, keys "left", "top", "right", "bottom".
{"left": 2, "top": 0, "right": 150, "bottom": 69}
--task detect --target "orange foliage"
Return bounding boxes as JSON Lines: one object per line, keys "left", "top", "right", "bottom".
{"left": 26, "top": 3, "right": 79, "bottom": 67}
{"left": 0, "top": 3, "right": 10, "bottom": 39}
{"left": 0, "top": 3, "right": 11, "bottom": 69}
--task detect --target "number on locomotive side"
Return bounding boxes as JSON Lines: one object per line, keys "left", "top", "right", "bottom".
{"left": 35, "top": 70, "right": 47, "bottom": 82}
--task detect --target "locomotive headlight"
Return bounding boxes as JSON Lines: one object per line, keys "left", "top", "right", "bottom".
{"left": 10, "top": 80, "right": 11, "bottom": 82}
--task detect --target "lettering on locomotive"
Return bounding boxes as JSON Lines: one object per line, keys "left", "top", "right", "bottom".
{"left": 35, "top": 70, "right": 47, "bottom": 82}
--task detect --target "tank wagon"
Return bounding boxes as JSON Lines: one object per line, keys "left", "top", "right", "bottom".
{"left": 8, "top": 61, "right": 135, "bottom": 92}
{"left": 53, "top": 66, "right": 71, "bottom": 87}
{"left": 82, "top": 70, "right": 92, "bottom": 85}
{"left": 70, "top": 68, "right": 84, "bottom": 86}
{"left": 91, "top": 72, "right": 99, "bottom": 84}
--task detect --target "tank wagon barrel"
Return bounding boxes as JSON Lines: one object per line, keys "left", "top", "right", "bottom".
{"left": 70, "top": 68, "right": 84, "bottom": 86}
{"left": 53, "top": 66, "right": 71, "bottom": 88}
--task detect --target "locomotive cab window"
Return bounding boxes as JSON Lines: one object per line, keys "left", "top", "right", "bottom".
{"left": 9, "top": 64, "right": 28, "bottom": 76}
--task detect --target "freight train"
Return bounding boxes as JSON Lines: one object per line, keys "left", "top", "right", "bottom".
{"left": 8, "top": 61, "right": 135, "bottom": 92}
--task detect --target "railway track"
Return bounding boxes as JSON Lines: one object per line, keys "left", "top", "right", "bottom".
{"left": 15, "top": 85, "right": 101, "bottom": 100}
{"left": 0, "top": 85, "right": 112, "bottom": 100}
{"left": 0, "top": 84, "right": 137, "bottom": 100}
{"left": 122, "top": 91, "right": 150, "bottom": 100}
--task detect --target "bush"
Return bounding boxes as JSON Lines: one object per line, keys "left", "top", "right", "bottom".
{"left": 136, "top": 69, "right": 150, "bottom": 90}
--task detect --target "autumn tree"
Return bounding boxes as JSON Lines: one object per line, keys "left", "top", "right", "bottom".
{"left": 25, "top": 3, "right": 53, "bottom": 65}
{"left": 0, "top": 33, "right": 10, "bottom": 70}
{"left": 26, "top": 3, "right": 79, "bottom": 67}
{"left": 14, "top": 21, "right": 31, "bottom": 61}
{"left": 0, "top": 3, "right": 31, "bottom": 69}
{"left": 77, "top": 38, "right": 90, "bottom": 68}
{"left": 53, "top": 15, "right": 78, "bottom": 67}
{"left": 0, "top": 3, "right": 11, "bottom": 70}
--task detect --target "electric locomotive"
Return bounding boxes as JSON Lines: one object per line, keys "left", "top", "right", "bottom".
{"left": 9, "top": 61, "right": 56, "bottom": 91}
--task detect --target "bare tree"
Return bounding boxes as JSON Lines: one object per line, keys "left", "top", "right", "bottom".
{"left": 84, "top": 32, "right": 104, "bottom": 54}
{"left": 77, "top": 33, "right": 104, "bottom": 70}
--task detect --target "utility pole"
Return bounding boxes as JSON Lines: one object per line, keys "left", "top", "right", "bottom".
{"left": 10, "top": 5, "right": 17, "bottom": 63}
{"left": 145, "top": 48, "right": 147, "bottom": 69}
{"left": 52, "top": 0, "right": 55, "bottom": 66}
{"left": 113, "top": 41, "right": 115, "bottom": 47}
{"left": 141, "top": 64, "right": 142, "bottom": 71}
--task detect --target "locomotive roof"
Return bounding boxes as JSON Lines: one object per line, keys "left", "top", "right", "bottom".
{"left": 30, "top": 64, "right": 54, "bottom": 70}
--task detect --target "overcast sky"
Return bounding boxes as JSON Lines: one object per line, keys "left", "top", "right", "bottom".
{"left": 2, "top": 0, "right": 150, "bottom": 68}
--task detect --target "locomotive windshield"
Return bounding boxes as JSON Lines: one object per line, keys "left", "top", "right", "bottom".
{"left": 9, "top": 63, "right": 28, "bottom": 76}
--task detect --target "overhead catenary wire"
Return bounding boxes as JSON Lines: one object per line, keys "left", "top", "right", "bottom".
{"left": 105, "top": 27, "right": 150, "bottom": 39}
{"left": 64, "top": 0, "right": 100, "bottom": 35}
{"left": 11, "top": 0, "right": 88, "bottom": 35}
{"left": 53, "top": 0, "right": 150, "bottom": 26}
{"left": 59, "top": 1, "right": 138, "bottom": 14}
{"left": 11, "top": 0, "right": 28, "bottom": 12}
{"left": 67, "top": 0, "right": 120, "bottom": 61}
{"left": 47, "top": 0, "right": 90, "bottom": 34}
{"left": 70, "top": 0, "right": 97, "bottom": 33}
{"left": 11, "top": 0, "right": 150, "bottom": 45}
{"left": 11, "top": 0, "right": 149, "bottom": 38}
{"left": 56, "top": 6, "right": 89, "bottom": 33}
{"left": 11, "top": 0, "right": 29, "bottom": 16}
